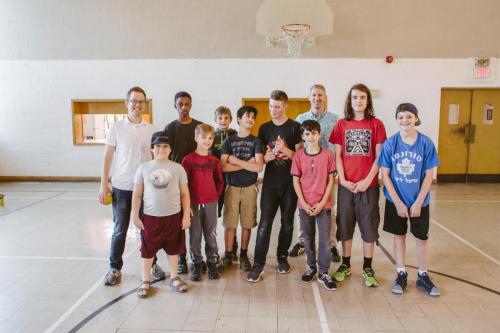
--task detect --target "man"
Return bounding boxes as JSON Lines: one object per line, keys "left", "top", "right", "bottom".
{"left": 246, "top": 90, "right": 303, "bottom": 283}
{"left": 290, "top": 84, "right": 341, "bottom": 262}
{"left": 100, "top": 86, "right": 166, "bottom": 286}
{"left": 164, "top": 91, "right": 203, "bottom": 274}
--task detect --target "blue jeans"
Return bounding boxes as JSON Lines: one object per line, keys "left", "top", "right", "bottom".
{"left": 109, "top": 188, "right": 155, "bottom": 270}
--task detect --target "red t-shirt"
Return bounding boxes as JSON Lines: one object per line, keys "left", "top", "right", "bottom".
{"left": 291, "top": 148, "right": 336, "bottom": 209}
{"left": 182, "top": 152, "right": 223, "bottom": 204}
{"left": 329, "top": 117, "right": 386, "bottom": 187}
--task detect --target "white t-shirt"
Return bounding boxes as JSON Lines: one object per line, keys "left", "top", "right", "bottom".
{"left": 134, "top": 160, "right": 188, "bottom": 217}
{"left": 106, "top": 118, "right": 156, "bottom": 191}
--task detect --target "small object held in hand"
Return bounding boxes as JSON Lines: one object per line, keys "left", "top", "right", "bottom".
{"left": 0, "top": 194, "right": 4, "bottom": 207}
{"left": 103, "top": 193, "right": 113, "bottom": 205}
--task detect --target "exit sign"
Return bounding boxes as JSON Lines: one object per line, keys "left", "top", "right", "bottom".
{"left": 475, "top": 66, "right": 489, "bottom": 78}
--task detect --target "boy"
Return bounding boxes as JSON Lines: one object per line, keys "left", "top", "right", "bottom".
{"left": 378, "top": 103, "right": 440, "bottom": 296}
{"left": 220, "top": 106, "right": 264, "bottom": 272}
{"left": 209, "top": 106, "right": 239, "bottom": 260}
{"left": 329, "top": 84, "right": 387, "bottom": 287}
{"left": 247, "top": 90, "right": 303, "bottom": 283}
{"left": 132, "top": 131, "right": 190, "bottom": 297}
{"left": 291, "top": 120, "right": 337, "bottom": 290}
{"left": 182, "top": 124, "right": 224, "bottom": 281}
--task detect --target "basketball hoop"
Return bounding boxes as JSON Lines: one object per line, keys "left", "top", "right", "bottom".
{"left": 281, "top": 23, "right": 310, "bottom": 57}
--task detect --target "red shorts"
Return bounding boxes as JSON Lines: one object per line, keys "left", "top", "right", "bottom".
{"left": 140, "top": 212, "right": 186, "bottom": 258}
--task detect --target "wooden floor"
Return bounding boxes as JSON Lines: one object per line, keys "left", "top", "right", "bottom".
{"left": 0, "top": 182, "right": 498, "bottom": 333}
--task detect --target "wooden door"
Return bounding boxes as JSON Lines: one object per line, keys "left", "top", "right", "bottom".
{"left": 437, "top": 89, "right": 472, "bottom": 182}
{"left": 242, "top": 98, "right": 310, "bottom": 136}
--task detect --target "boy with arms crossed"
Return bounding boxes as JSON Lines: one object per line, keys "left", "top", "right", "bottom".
{"left": 132, "top": 132, "right": 190, "bottom": 297}
{"left": 291, "top": 120, "right": 337, "bottom": 290}
{"left": 378, "top": 103, "right": 440, "bottom": 296}
{"left": 220, "top": 106, "right": 264, "bottom": 272}
{"left": 329, "top": 84, "right": 387, "bottom": 287}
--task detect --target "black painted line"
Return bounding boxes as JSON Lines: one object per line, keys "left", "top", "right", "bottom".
{"left": 377, "top": 240, "right": 500, "bottom": 296}
{"left": 0, "top": 192, "right": 66, "bottom": 217}
{"left": 68, "top": 279, "right": 162, "bottom": 333}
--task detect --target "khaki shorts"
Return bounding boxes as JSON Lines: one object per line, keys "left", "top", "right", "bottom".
{"left": 223, "top": 184, "right": 258, "bottom": 229}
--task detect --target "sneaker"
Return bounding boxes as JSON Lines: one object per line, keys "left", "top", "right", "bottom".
{"left": 178, "top": 255, "right": 188, "bottom": 275}
{"left": 330, "top": 246, "right": 341, "bottom": 263}
{"left": 151, "top": 263, "right": 167, "bottom": 281}
{"left": 318, "top": 273, "right": 337, "bottom": 291}
{"left": 332, "top": 264, "right": 351, "bottom": 282}
{"left": 246, "top": 265, "right": 263, "bottom": 283}
{"left": 362, "top": 267, "right": 379, "bottom": 287}
{"left": 239, "top": 256, "right": 252, "bottom": 272}
{"left": 190, "top": 263, "right": 203, "bottom": 282}
{"left": 289, "top": 242, "right": 305, "bottom": 257}
{"left": 104, "top": 268, "right": 121, "bottom": 286}
{"left": 301, "top": 266, "right": 317, "bottom": 283}
{"left": 416, "top": 272, "right": 440, "bottom": 296}
{"left": 217, "top": 257, "right": 233, "bottom": 272}
{"left": 207, "top": 263, "right": 220, "bottom": 280}
{"left": 391, "top": 271, "right": 408, "bottom": 294}
{"left": 277, "top": 256, "right": 290, "bottom": 274}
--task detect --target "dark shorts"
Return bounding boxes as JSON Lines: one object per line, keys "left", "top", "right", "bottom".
{"left": 336, "top": 184, "right": 380, "bottom": 243}
{"left": 383, "top": 200, "right": 429, "bottom": 240}
{"left": 140, "top": 212, "right": 186, "bottom": 258}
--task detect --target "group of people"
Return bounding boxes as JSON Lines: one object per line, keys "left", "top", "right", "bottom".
{"left": 99, "top": 83, "right": 440, "bottom": 299}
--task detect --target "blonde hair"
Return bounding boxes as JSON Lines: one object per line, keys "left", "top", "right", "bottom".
{"left": 309, "top": 84, "right": 326, "bottom": 94}
{"left": 214, "top": 106, "right": 232, "bottom": 121}
{"left": 195, "top": 123, "right": 215, "bottom": 137}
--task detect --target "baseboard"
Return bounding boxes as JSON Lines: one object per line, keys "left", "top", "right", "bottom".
{"left": 0, "top": 176, "right": 100, "bottom": 182}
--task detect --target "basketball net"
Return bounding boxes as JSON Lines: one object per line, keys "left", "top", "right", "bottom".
{"left": 281, "top": 24, "right": 310, "bottom": 57}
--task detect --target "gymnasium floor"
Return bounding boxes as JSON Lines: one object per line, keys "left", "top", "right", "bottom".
{"left": 0, "top": 182, "right": 498, "bottom": 333}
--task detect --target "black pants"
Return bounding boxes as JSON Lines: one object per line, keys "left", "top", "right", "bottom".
{"left": 253, "top": 181, "right": 297, "bottom": 267}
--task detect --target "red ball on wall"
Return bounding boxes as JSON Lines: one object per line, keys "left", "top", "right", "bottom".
{"left": 385, "top": 56, "right": 394, "bottom": 63}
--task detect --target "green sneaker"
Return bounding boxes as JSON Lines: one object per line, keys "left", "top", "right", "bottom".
{"left": 362, "top": 267, "right": 379, "bottom": 287}
{"left": 332, "top": 264, "right": 351, "bottom": 282}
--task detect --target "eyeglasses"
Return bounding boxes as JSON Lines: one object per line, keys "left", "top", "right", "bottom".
{"left": 128, "top": 100, "right": 146, "bottom": 105}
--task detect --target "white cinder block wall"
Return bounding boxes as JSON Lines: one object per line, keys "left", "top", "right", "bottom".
{"left": 0, "top": 59, "right": 498, "bottom": 177}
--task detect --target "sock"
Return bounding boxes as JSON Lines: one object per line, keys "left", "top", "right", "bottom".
{"left": 240, "top": 249, "right": 248, "bottom": 258}
{"left": 363, "top": 257, "right": 373, "bottom": 270}
{"left": 225, "top": 251, "right": 232, "bottom": 259}
{"left": 418, "top": 269, "right": 427, "bottom": 276}
{"left": 397, "top": 267, "right": 406, "bottom": 274}
{"left": 342, "top": 256, "right": 351, "bottom": 267}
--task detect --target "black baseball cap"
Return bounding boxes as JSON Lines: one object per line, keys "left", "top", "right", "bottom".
{"left": 395, "top": 103, "right": 421, "bottom": 126}
{"left": 150, "top": 131, "right": 172, "bottom": 147}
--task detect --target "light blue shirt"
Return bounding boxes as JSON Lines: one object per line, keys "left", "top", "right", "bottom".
{"left": 296, "top": 110, "right": 340, "bottom": 152}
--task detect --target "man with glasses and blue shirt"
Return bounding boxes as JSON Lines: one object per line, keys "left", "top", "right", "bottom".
{"left": 290, "top": 84, "right": 342, "bottom": 263}
{"left": 100, "top": 87, "right": 166, "bottom": 286}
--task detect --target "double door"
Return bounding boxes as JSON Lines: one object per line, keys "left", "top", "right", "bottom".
{"left": 438, "top": 89, "right": 500, "bottom": 182}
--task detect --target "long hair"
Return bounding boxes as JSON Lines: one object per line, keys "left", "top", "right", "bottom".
{"left": 343, "top": 83, "right": 375, "bottom": 120}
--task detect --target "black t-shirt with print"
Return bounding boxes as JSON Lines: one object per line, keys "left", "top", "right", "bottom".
{"left": 221, "top": 134, "right": 262, "bottom": 187}
{"left": 164, "top": 119, "right": 203, "bottom": 164}
{"left": 258, "top": 119, "right": 302, "bottom": 185}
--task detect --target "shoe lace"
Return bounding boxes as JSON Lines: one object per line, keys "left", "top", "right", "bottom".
{"left": 420, "top": 273, "right": 435, "bottom": 287}
{"left": 339, "top": 264, "right": 349, "bottom": 272}
{"left": 395, "top": 272, "right": 406, "bottom": 285}
{"left": 319, "top": 273, "right": 331, "bottom": 282}
{"left": 364, "top": 268, "right": 375, "bottom": 277}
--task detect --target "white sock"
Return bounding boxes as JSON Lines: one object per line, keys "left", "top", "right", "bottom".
{"left": 396, "top": 267, "right": 406, "bottom": 274}
{"left": 418, "top": 269, "right": 427, "bottom": 276}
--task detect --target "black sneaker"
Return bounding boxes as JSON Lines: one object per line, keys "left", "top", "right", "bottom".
{"left": 318, "top": 273, "right": 337, "bottom": 290}
{"left": 330, "top": 246, "right": 341, "bottom": 263}
{"left": 301, "top": 266, "right": 317, "bottom": 283}
{"left": 416, "top": 272, "right": 440, "bottom": 296}
{"left": 207, "top": 263, "right": 220, "bottom": 279}
{"left": 289, "top": 242, "right": 305, "bottom": 257}
{"left": 239, "top": 256, "right": 252, "bottom": 272}
{"left": 190, "top": 263, "right": 203, "bottom": 281}
{"left": 391, "top": 271, "right": 408, "bottom": 294}
{"left": 246, "top": 265, "right": 263, "bottom": 283}
{"left": 178, "top": 254, "right": 188, "bottom": 274}
{"left": 277, "top": 256, "right": 290, "bottom": 274}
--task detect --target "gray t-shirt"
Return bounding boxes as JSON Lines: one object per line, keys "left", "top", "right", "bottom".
{"left": 134, "top": 159, "right": 188, "bottom": 217}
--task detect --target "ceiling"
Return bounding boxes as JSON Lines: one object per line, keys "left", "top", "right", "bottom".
{"left": 1, "top": 0, "right": 499, "bottom": 60}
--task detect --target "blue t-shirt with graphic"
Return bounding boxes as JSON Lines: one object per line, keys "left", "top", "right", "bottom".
{"left": 378, "top": 131, "right": 439, "bottom": 207}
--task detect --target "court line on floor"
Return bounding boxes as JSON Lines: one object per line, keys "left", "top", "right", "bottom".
{"left": 430, "top": 218, "right": 500, "bottom": 266}
{"left": 433, "top": 200, "right": 500, "bottom": 203}
{"left": 311, "top": 280, "right": 330, "bottom": 333}
{"left": 0, "top": 192, "right": 66, "bottom": 217}
{"left": 0, "top": 255, "right": 106, "bottom": 261}
{"left": 377, "top": 241, "right": 500, "bottom": 296}
{"left": 44, "top": 245, "right": 139, "bottom": 333}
